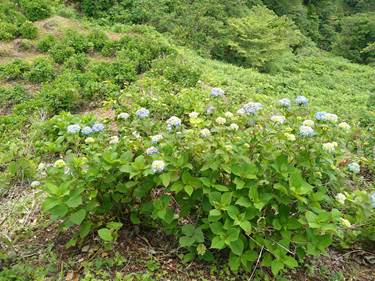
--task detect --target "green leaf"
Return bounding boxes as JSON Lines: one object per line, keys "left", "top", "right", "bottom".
{"left": 79, "top": 221, "right": 92, "bottom": 238}
{"left": 234, "top": 177, "right": 245, "bottom": 190}
{"left": 160, "top": 173, "right": 171, "bottom": 187}
{"left": 211, "top": 236, "right": 225, "bottom": 249}
{"left": 209, "top": 222, "right": 223, "bottom": 235}
{"left": 284, "top": 256, "right": 298, "bottom": 268}
{"left": 50, "top": 204, "right": 68, "bottom": 220}
{"left": 179, "top": 236, "right": 195, "bottom": 247}
{"left": 98, "top": 228, "right": 113, "bottom": 242}
{"left": 69, "top": 209, "right": 86, "bottom": 225}
{"left": 271, "top": 259, "right": 284, "bottom": 276}
{"left": 182, "top": 224, "right": 195, "bottom": 236}
{"left": 130, "top": 212, "right": 140, "bottom": 224}
{"left": 232, "top": 162, "right": 257, "bottom": 179}
{"left": 229, "top": 253, "right": 241, "bottom": 272}
{"left": 193, "top": 229, "right": 204, "bottom": 243}
{"left": 214, "top": 184, "right": 229, "bottom": 192}
{"left": 238, "top": 220, "right": 252, "bottom": 234}
{"left": 229, "top": 239, "right": 244, "bottom": 256}
{"left": 184, "top": 185, "right": 194, "bottom": 196}
{"left": 65, "top": 195, "right": 82, "bottom": 208}
{"left": 133, "top": 155, "right": 145, "bottom": 170}
{"left": 221, "top": 192, "right": 232, "bottom": 206}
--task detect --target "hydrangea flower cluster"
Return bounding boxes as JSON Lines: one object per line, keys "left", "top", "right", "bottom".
{"left": 370, "top": 192, "right": 375, "bottom": 208}
{"left": 303, "top": 120, "right": 314, "bottom": 127}
{"left": 284, "top": 133, "right": 296, "bottom": 141}
{"left": 335, "top": 193, "right": 346, "bottom": 204}
{"left": 229, "top": 123, "right": 239, "bottom": 131}
{"left": 322, "top": 142, "right": 338, "bottom": 153}
{"left": 271, "top": 115, "right": 286, "bottom": 124}
{"left": 151, "top": 134, "right": 163, "bottom": 144}
{"left": 200, "top": 128, "right": 211, "bottom": 137}
{"left": 31, "top": 180, "right": 41, "bottom": 188}
{"left": 215, "top": 117, "right": 226, "bottom": 125}
{"left": 109, "top": 136, "right": 119, "bottom": 145}
{"left": 338, "top": 122, "right": 351, "bottom": 131}
{"left": 117, "top": 112, "right": 130, "bottom": 120}
{"left": 206, "top": 106, "right": 215, "bottom": 115}
{"left": 54, "top": 159, "right": 66, "bottom": 168}
{"left": 92, "top": 123, "right": 105, "bottom": 133}
{"left": 299, "top": 125, "right": 315, "bottom": 137}
{"left": 278, "top": 98, "right": 291, "bottom": 108}
{"left": 348, "top": 162, "right": 360, "bottom": 174}
{"left": 151, "top": 160, "right": 165, "bottom": 173}
{"left": 136, "top": 108, "right": 150, "bottom": 119}
{"left": 296, "top": 96, "right": 309, "bottom": 106}
{"left": 239, "top": 102, "right": 263, "bottom": 115}
{"left": 67, "top": 124, "right": 81, "bottom": 134}
{"left": 315, "top": 112, "right": 338, "bottom": 123}
{"left": 189, "top": 112, "right": 199, "bottom": 118}
{"left": 210, "top": 88, "right": 224, "bottom": 97}
{"left": 224, "top": 112, "right": 234, "bottom": 119}
{"left": 146, "top": 146, "right": 159, "bottom": 156}
{"left": 81, "top": 126, "right": 93, "bottom": 136}
{"left": 167, "top": 116, "right": 182, "bottom": 131}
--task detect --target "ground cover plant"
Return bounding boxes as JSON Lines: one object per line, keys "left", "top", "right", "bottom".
{"left": 0, "top": 0, "right": 374, "bottom": 280}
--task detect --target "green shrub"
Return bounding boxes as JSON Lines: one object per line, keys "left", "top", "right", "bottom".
{"left": 0, "top": 85, "right": 31, "bottom": 109}
{"left": 39, "top": 75, "right": 82, "bottom": 113}
{"left": 63, "top": 53, "right": 89, "bottom": 71}
{"left": 0, "top": 59, "right": 30, "bottom": 81}
{"left": 63, "top": 29, "right": 94, "bottom": 53}
{"left": 20, "top": 0, "right": 52, "bottom": 21}
{"left": 18, "top": 39, "right": 34, "bottom": 51}
{"left": 87, "top": 29, "right": 109, "bottom": 52}
{"left": 0, "top": 21, "right": 18, "bottom": 40}
{"left": 49, "top": 43, "right": 75, "bottom": 64}
{"left": 18, "top": 21, "right": 38, "bottom": 39}
{"left": 225, "top": 5, "right": 301, "bottom": 70}
{"left": 37, "top": 35, "right": 57, "bottom": 52}
{"left": 151, "top": 55, "right": 201, "bottom": 87}
{"left": 26, "top": 57, "right": 55, "bottom": 83}
{"left": 40, "top": 93, "right": 374, "bottom": 276}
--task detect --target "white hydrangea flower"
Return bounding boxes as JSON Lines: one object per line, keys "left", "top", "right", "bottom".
{"left": 303, "top": 120, "right": 314, "bottom": 127}
{"left": 67, "top": 124, "right": 81, "bottom": 134}
{"left": 200, "top": 128, "right": 211, "bottom": 137}
{"left": 322, "top": 142, "right": 338, "bottom": 153}
{"left": 109, "top": 136, "right": 119, "bottom": 145}
{"left": 215, "top": 117, "right": 226, "bottom": 125}
{"left": 340, "top": 218, "right": 351, "bottom": 228}
{"left": 31, "top": 181, "right": 41, "bottom": 188}
{"left": 189, "top": 112, "right": 199, "bottom": 118}
{"left": 136, "top": 108, "right": 150, "bottom": 119}
{"left": 325, "top": 113, "right": 338, "bottom": 123}
{"left": 335, "top": 193, "right": 346, "bottom": 204}
{"left": 284, "top": 133, "right": 296, "bottom": 141}
{"left": 278, "top": 98, "right": 291, "bottom": 108}
{"left": 348, "top": 162, "right": 360, "bottom": 174}
{"left": 85, "top": 137, "right": 95, "bottom": 144}
{"left": 299, "top": 125, "right": 315, "bottom": 137}
{"left": 237, "top": 108, "right": 246, "bottom": 115}
{"left": 151, "top": 134, "right": 163, "bottom": 144}
{"left": 54, "top": 159, "right": 66, "bottom": 168}
{"left": 224, "top": 112, "right": 234, "bottom": 119}
{"left": 338, "top": 122, "right": 351, "bottom": 131}
{"left": 132, "top": 131, "right": 141, "bottom": 139}
{"left": 229, "top": 123, "right": 239, "bottom": 131}
{"left": 151, "top": 160, "right": 166, "bottom": 173}
{"left": 38, "top": 162, "right": 46, "bottom": 171}
{"left": 117, "top": 112, "right": 130, "bottom": 120}
{"left": 146, "top": 146, "right": 159, "bottom": 156}
{"left": 271, "top": 115, "right": 286, "bottom": 124}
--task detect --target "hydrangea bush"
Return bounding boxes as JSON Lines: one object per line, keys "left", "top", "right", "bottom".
{"left": 39, "top": 91, "right": 374, "bottom": 276}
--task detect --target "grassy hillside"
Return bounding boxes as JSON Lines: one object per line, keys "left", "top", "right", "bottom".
{"left": 0, "top": 1, "right": 374, "bottom": 280}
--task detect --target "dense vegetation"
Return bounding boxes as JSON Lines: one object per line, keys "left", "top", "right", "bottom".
{"left": 0, "top": 0, "right": 374, "bottom": 280}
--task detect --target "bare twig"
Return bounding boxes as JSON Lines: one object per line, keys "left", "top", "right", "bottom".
{"left": 248, "top": 246, "right": 264, "bottom": 281}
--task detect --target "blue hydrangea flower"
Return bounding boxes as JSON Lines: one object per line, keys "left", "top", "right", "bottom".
{"left": 370, "top": 192, "right": 375, "bottom": 208}
{"left": 241, "top": 102, "right": 263, "bottom": 115}
{"left": 81, "top": 126, "right": 93, "bottom": 135}
{"left": 315, "top": 112, "right": 328, "bottom": 121}
{"left": 210, "top": 88, "right": 224, "bottom": 97}
{"left": 146, "top": 146, "right": 159, "bottom": 156}
{"left": 299, "top": 125, "right": 315, "bottom": 137}
{"left": 136, "top": 108, "right": 150, "bottom": 119}
{"left": 67, "top": 124, "right": 81, "bottom": 134}
{"left": 92, "top": 123, "right": 105, "bottom": 133}
{"left": 166, "top": 116, "right": 182, "bottom": 131}
{"left": 296, "top": 96, "right": 309, "bottom": 106}
{"left": 278, "top": 98, "right": 291, "bottom": 108}
{"left": 348, "top": 162, "right": 360, "bottom": 174}
{"left": 151, "top": 160, "right": 165, "bottom": 173}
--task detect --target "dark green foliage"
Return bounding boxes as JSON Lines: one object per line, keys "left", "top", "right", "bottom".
{"left": 333, "top": 12, "right": 375, "bottom": 64}
{"left": 0, "top": 85, "right": 31, "bottom": 110}
{"left": 63, "top": 53, "right": 89, "bottom": 71}
{"left": 18, "top": 21, "right": 38, "bottom": 39}
{"left": 48, "top": 43, "right": 75, "bottom": 64}
{"left": 87, "top": 29, "right": 109, "bottom": 52}
{"left": 26, "top": 57, "right": 55, "bottom": 83}
{"left": 19, "top": 0, "right": 52, "bottom": 21}
{"left": 0, "top": 22, "right": 18, "bottom": 40}
{"left": 39, "top": 75, "right": 82, "bottom": 113}
{"left": 37, "top": 35, "right": 57, "bottom": 52}
{"left": 151, "top": 55, "right": 202, "bottom": 87}
{"left": 0, "top": 59, "right": 30, "bottom": 81}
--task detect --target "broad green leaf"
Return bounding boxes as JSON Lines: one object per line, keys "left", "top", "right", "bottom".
{"left": 160, "top": 173, "right": 171, "bottom": 187}
{"left": 79, "top": 221, "right": 92, "bottom": 238}
{"left": 184, "top": 185, "right": 193, "bottom": 196}
{"left": 65, "top": 195, "right": 82, "bottom": 208}
{"left": 69, "top": 209, "right": 86, "bottom": 225}
{"left": 179, "top": 236, "right": 195, "bottom": 247}
{"left": 98, "top": 228, "right": 113, "bottom": 242}
{"left": 229, "top": 238, "right": 244, "bottom": 256}
{"left": 50, "top": 204, "right": 68, "bottom": 220}
{"left": 271, "top": 259, "right": 284, "bottom": 276}
{"left": 211, "top": 236, "right": 225, "bottom": 249}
